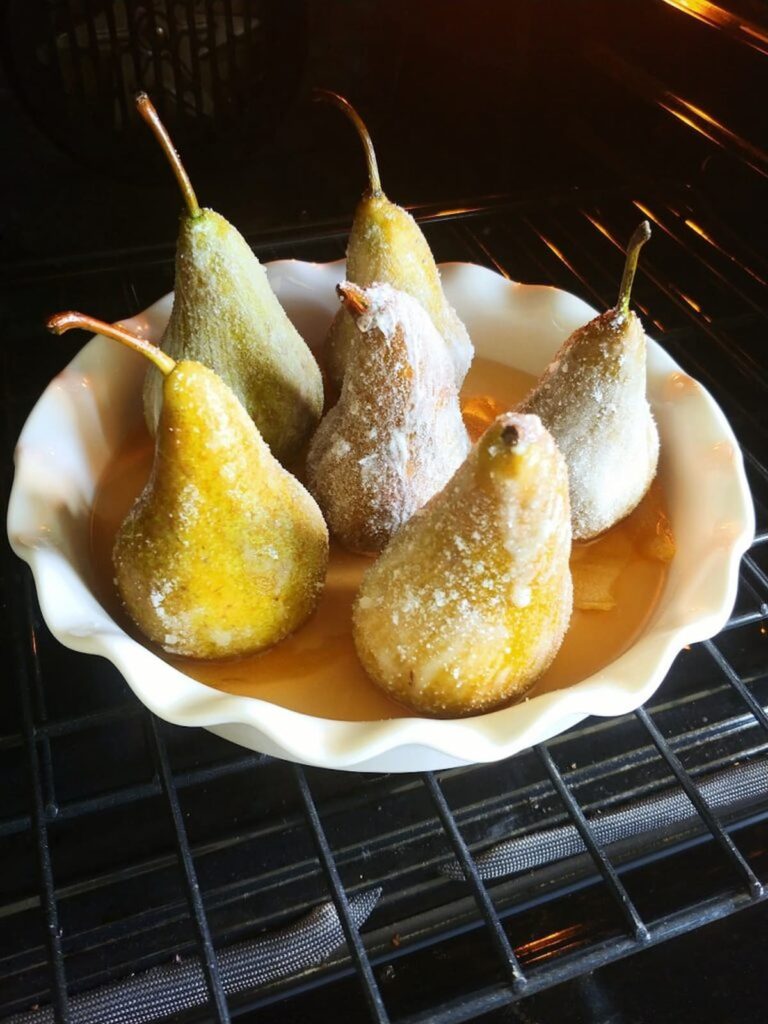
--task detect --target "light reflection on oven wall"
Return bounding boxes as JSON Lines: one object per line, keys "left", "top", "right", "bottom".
{"left": 1, "top": 0, "right": 765, "bottom": 255}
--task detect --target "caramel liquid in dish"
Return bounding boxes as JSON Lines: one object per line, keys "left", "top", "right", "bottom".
{"left": 90, "top": 357, "right": 671, "bottom": 721}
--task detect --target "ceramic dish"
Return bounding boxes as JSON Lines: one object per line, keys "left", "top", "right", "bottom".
{"left": 7, "top": 260, "right": 754, "bottom": 771}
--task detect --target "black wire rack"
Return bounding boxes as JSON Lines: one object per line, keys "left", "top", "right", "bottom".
{"left": 2, "top": 179, "right": 768, "bottom": 1023}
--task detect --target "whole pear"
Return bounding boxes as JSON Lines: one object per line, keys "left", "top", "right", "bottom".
{"left": 519, "top": 222, "right": 659, "bottom": 540}
{"left": 307, "top": 282, "right": 470, "bottom": 554}
{"left": 353, "top": 413, "right": 573, "bottom": 716}
{"left": 48, "top": 312, "right": 329, "bottom": 660}
{"left": 316, "top": 90, "right": 473, "bottom": 390}
{"left": 137, "top": 94, "right": 323, "bottom": 465}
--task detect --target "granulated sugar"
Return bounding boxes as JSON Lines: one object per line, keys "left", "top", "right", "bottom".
{"left": 142, "top": 208, "right": 323, "bottom": 463}
{"left": 353, "top": 412, "right": 573, "bottom": 716}
{"left": 520, "top": 308, "right": 659, "bottom": 539}
{"left": 307, "top": 282, "right": 471, "bottom": 553}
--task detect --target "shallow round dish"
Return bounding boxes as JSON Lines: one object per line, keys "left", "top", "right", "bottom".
{"left": 7, "top": 260, "right": 754, "bottom": 771}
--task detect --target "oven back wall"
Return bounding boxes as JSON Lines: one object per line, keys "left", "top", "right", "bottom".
{"left": 1, "top": 0, "right": 764, "bottom": 268}
{"left": 1, "top": 2, "right": 767, "bottom": 1022}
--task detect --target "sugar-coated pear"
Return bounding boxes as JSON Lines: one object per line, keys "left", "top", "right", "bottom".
{"left": 519, "top": 221, "right": 659, "bottom": 540}
{"left": 353, "top": 413, "right": 572, "bottom": 716}
{"left": 48, "top": 312, "right": 328, "bottom": 660}
{"left": 307, "top": 282, "right": 470, "bottom": 554}
{"left": 137, "top": 93, "right": 323, "bottom": 464}
{"left": 316, "top": 90, "right": 473, "bottom": 390}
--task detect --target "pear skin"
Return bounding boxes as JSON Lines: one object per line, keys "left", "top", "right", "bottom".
{"left": 316, "top": 91, "right": 473, "bottom": 389}
{"left": 144, "top": 208, "right": 324, "bottom": 463}
{"left": 137, "top": 94, "right": 323, "bottom": 465}
{"left": 325, "top": 195, "right": 474, "bottom": 388}
{"left": 353, "top": 413, "right": 573, "bottom": 716}
{"left": 48, "top": 313, "right": 329, "bottom": 660}
{"left": 307, "top": 282, "right": 470, "bottom": 554}
{"left": 519, "top": 222, "right": 659, "bottom": 540}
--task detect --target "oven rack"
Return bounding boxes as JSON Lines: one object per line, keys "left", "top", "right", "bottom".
{"left": 1, "top": 183, "right": 767, "bottom": 1023}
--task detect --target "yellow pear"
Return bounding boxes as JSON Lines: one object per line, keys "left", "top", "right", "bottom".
{"left": 307, "top": 282, "right": 470, "bottom": 554}
{"left": 316, "top": 90, "right": 473, "bottom": 390}
{"left": 353, "top": 413, "right": 572, "bottom": 716}
{"left": 48, "top": 312, "right": 328, "bottom": 660}
{"left": 520, "top": 221, "right": 659, "bottom": 540}
{"left": 137, "top": 93, "right": 323, "bottom": 465}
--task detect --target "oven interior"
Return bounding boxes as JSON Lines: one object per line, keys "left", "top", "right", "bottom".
{"left": 1, "top": 2, "right": 767, "bottom": 1022}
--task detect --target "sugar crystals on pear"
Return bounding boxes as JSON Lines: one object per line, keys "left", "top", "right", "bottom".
{"left": 353, "top": 413, "right": 573, "bottom": 716}
{"left": 519, "top": 221, "right": 659, "bottom": 540}
{"left": 315, "top": 90, "right": 473, "bottom": 390}
{"left": 307, "top": 282, "right": 470, "bottom": 554}
{"left": 137, "top": 93, "right": 323, "bottom": 465}
{"left": 48, "top": 311, "right": 329, "bottom": 660}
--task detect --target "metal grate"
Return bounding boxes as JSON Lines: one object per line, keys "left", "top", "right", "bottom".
{"left": 2, "top": 181, "right": 767, "bottom": 1023}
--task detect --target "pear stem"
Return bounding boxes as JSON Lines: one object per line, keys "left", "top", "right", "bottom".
{"left": 617, "top": 220, "right": 651, "bottom": 316}
{"left": 337, "top": 283, "right": 370, "bottom": 317}
{"left": 136, "top": 92, "right": 201, "bottom": 219}
{"left": 313, "top": 88, "right": 383, "bottom": 197}
{"left": 500, "top": 423, "right": 519, "bottom": 447}
{"left": 47, "top": 312, "right": 176, "bottom": 376}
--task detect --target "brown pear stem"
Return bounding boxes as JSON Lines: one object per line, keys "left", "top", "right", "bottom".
{"left": 313, "top": 88, "right": 383, "bottom": 197}
{"left": 337, "top": 283, "right": 370, "bottom": 317}
{"left": 136, "top": 92, "right": 201, "bottom": 218}
{"left": 500, "top": 423, "right": 519, "bottom": 447}
{"left": 617, "top": 220, "right": 651, "bottom": 316}
{"left": 47, "top": 312, "right": 176, "bottom": 376}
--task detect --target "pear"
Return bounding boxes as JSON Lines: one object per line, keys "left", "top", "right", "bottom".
{"left": 316, "top": 90, "right": 473, "bottom": 390}
{"left": 48, "top": 312, "right": 329, "bottom": 660}
{"left": 353, "top": 413, "right": 572, "bottom": 716}
{"left": 137, "top": 93, "right": 323, "bottom": 465}
{"left": 519, "top": 221, "right": 659, "bottom": 540}
{"left": 307, "top": 282, "right": 470, "bottom": 554}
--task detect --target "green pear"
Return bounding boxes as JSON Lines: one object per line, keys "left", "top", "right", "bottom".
{"left": 137, "top": 93, "right": 323, "bottom": 465}
{"left": 307, "top": 282, "right": 470, "bottom": 553}
{"left": 353, "top": 413, "right": 573, "bottom": 716}
{"left": 48, "top": 312, "right": 329, "bottom": 660}
{"left": 316, "top": 90, "right": 473, "bottom": 390}
{"left": 519, "top": 222, "right": 659, "bottom": 540}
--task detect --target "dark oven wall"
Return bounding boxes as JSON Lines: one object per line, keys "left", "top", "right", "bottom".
{"left": 1, "top": 0, "right": 765, "bottom": 267}
{"left": 1, "top": 3, "right": 767, "bottom": 1024}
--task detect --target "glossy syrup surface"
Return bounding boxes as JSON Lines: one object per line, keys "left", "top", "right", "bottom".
{"left": 90, "top": 357, "right": 672, "bottom": 721}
